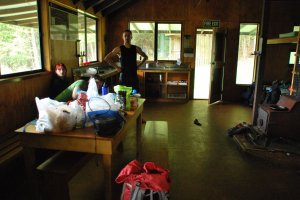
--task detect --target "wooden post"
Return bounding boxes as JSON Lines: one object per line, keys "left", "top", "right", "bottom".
{"left": 252, "top": 0, "right": 271, "bottom": 125}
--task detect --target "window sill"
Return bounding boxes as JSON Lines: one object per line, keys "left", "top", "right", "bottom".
{"left": 0, "top": 71, "right": 51, "bottom": 85}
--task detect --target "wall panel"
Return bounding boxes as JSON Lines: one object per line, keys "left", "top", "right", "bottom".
{"left": 0, "top": 73, "right": 51, "bottom": 137}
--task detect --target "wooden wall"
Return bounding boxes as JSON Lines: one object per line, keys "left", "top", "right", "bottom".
{"left": 0, "top": 73, "right": 51, "bottom": 137}
{"left": 104, "top": 0, "right": 300, "bottom": 101}
{"left": 105, "top": 0, "right": 263, "bottom": 101}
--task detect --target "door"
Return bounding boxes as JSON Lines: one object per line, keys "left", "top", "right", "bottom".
{"left": 194, "top": 29, "right": 213, "bottom": 99}
{"left": 209, "top": 29, "right": 226, "bottom": 104}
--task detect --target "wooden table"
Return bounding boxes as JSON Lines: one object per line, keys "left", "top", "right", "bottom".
{"left": 16, "top": 98, "right": 145, "bottom": 200}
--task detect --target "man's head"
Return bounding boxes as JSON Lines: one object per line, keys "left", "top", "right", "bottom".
{"left": 122, "top": 29, "right": 132, "bottom": 45}
{"left": 55, "top": 63, "right": 67, "bottom": 78}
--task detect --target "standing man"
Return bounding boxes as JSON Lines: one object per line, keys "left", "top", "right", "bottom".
{"left": 104, "top": 29, "right": 148, "bottom": 92}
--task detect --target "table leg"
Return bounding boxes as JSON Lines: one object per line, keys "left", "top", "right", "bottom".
{"left": 23, "top": 147, "right": 39, "bottom": 199}
{"left": 102, "top": 154, "right": 112, "bottom": 200}
{"left": 136, "top": 113, "right": 142, "bottom": 160}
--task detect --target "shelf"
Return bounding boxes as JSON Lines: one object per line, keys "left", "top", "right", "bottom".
{"left": 139, "top": 68, "right": 190, "bottom": 101}
{"left": 267, "top": 37, "right": 298, "bottom": 44}
{"left": 167, "top": 93, "right": 187, "bottom": 99}
{"left": 146, "top": 82, "right": 166, "bottom": 86}
{"left": 167, "top": 84, "right": 188, "bottom": 86}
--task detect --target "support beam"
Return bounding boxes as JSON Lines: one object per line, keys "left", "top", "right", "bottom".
{"left": 252, "top": 0, "right": 271, "bottom": 125}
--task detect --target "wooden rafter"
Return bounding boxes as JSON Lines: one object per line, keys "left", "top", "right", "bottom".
{"left": 0, "top": 13, "right": 37, "bottom": 23}
{"left": 93, "top": 0, "right": 118, "bottom": 14}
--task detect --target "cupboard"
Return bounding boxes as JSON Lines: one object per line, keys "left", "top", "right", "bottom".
{"left": 137, "top": 69, "right": 190, "bottom": 102}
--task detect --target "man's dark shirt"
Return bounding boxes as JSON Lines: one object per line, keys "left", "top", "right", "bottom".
{"left": 119, "top": 45, "right": 139, "bottom": 91}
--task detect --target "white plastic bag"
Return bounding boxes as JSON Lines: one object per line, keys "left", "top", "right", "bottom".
{"left": 86, "top": 77, "right": 99, "bottom": 99}
{"left": 68, "top": 100, "right": 87, "bottom": 128}
{"left": 86, "top": 93, "right": 120, "bottom": 113}
{"left": 35, "top": 97, "right": 77, "bottom": 133}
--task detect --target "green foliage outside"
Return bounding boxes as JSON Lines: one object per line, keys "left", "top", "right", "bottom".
{"left": 132, "top": 32, "right": 155, "bottom": 61}
{"left": 0, "top": 23, "right": 41, "bottom": 75}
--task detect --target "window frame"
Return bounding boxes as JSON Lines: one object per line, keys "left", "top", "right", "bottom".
{"left": 0, "top": 0, "right": 44, "bottom": 79}
{"left": 50, "top": 3, "right": 98, "bottom": 64}
{"left": 80, "top": 13, "right": 98, "bottom": 63}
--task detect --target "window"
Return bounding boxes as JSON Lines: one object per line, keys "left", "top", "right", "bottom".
{"left": 80, "top": 14, "right": 97, "bottom": 62}
{"left": 0, "top": 0, "right": 42, "bottom": 77}
{"left": 50, "top": 3, "right": 78, "bottom": 41}
{"left": 130, "top": 22, "right": 155, "bottom": 61}
{"left": 288, "top": 26, "right": 300, "bottom": 67}
{"left": 236, "top": 23, "right": 259, "bottom": 85}
{"left": 130, "top": 22, "right": 182, "bottom": 61}
{"left": 50, "top": 4, "right": 97, "bottom": 63}
{"left": 157, "top": 23, "right": 182, "bottom": 60}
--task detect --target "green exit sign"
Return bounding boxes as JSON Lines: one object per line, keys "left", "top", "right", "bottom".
{"left": 203, "top": 20, "right": 220, "bottom": 28}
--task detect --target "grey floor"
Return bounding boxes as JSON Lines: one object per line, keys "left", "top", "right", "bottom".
{"left": 1, "top": 100, "right": 300, "bottom": 200}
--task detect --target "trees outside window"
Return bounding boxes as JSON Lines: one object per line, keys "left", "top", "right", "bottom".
{"left": 0, "top": 0, "right": 42, "bottom": 76}
{"left": 130, "top": 22, "right": 182, "bottom": 61}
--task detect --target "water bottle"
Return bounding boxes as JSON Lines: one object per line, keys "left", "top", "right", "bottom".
{"left": 101, "top": 83, "right": 108, "bottom": 95}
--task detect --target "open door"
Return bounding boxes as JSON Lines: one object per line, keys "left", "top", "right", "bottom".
{"left": 209, "top": 29, "right": 226, "bottom": 104}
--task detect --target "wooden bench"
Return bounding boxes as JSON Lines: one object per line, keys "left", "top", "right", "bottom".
{"left": 141, "top": 121, "right": 169, "bottom": 168}
{"left": 0, "top": 133, "right": 23, "bottom": 166}
{"left": 36, "top": 151, "right": 92, "bottom": 200}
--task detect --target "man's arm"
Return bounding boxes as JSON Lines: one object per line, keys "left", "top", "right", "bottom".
{"left": 136, "top": 46, "right": 148, "bottom": 68}
{"left": 104, "top": 47, "right": 122, "bottom": 72}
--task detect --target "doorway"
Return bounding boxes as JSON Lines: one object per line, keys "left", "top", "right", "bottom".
{"left": 193, "top": 29, "right": 213, "bottom": 99}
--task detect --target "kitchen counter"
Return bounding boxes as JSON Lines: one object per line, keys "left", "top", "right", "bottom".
{"left": 139, "top": 66, "right": 190, "bottom": 71}
{"left": 72, "top": 63, "right": 119, "bottom": 80}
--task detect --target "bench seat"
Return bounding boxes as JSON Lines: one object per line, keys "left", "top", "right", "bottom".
{"left": 36, "top": 151, "right": 92, "bottom": 200}
{"left": 141, "top": 121, "right": 169, "bottom": 168}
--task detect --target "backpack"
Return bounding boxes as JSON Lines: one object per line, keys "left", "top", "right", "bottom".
{"left": 116, "top": 160, "right": 171, "bottom": 200}
{"left": 121, "top": 182, "right": 169, "bottom": 200}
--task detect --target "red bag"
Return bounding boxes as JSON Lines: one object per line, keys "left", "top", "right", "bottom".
{"left": 116, "top": 160, "right": 171, "bottom": 200}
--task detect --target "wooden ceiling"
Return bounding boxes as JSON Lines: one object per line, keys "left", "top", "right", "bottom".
{"left": 71, "top": 0, "right": 137, "bottom": 16}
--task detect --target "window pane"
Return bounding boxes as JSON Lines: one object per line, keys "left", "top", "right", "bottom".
{"left": 86, "top": 17, "right": 97, "bottom": 62}
{"left": 0, "top": 0, "right": 42, "bottom": 76}
{"left": 236, "top": 23, "right": 258, "bottom": 85}
{"left": 157, "top": 23, "right": 181, "bottom": 60}
{"left": 130, "top": 22, "right": 155, "bottom": 61}
{"left": 49, "top": 4, "right": 78, "bottom": 41}
{"left": 78, "top": 13, "right": 86, "bottom": 59}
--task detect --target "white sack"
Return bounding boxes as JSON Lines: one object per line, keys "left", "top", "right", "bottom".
{"left": 35, "top": 97, "right": 77, "bottom": 133}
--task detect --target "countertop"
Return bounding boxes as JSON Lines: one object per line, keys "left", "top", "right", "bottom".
{"left": 138, "top": 66, "right": 190, "bottom": 71}
{"left": 73, "top": 64, "right": 118, "bottom": 80}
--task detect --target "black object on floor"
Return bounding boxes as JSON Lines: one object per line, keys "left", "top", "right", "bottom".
{"left": 227, "top": 122, "right": 250, "bottom": 137}
{"left": 194, "top": 119, "right": 202, "bottom": 126}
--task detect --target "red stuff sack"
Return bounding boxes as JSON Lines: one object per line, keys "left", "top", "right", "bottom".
{"left": 116, "top": 160, "right": 171, "bottom": 200}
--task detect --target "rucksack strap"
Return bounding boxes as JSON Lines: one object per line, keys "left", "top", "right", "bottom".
{"left": 131, "top": 182, "right": 141, "bottom": 200}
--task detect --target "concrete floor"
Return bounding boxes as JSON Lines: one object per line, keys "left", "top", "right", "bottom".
{"left": 1, "top": 100, "right": 300, "bottom": 200}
